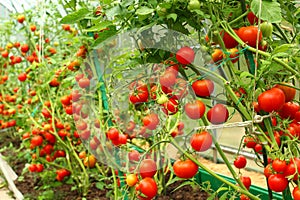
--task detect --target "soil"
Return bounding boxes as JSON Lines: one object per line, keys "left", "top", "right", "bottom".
{"left": 0, "top": 130, "right": 266, "bottom": 200}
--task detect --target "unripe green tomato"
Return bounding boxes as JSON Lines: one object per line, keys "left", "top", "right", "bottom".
{"left": 260, "top": 22, "right": 273, "bottom": 37}
{"left": 156, "top": 94, "right": 168, "bottom": 104}
{"left": 188, "top": 0, "right": 201, "bottom": 11}
{"left": 156, "top": 6, "right": 167, "bottom": 17}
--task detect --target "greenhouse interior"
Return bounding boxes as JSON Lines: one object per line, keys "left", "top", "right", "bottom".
{"left": 0, "top": 0, "right": 300, "bottom": 199}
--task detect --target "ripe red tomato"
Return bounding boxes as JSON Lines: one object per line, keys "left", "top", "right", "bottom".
{"left": 278, "top": 102, "right": 299, "bottom": 119}
{"left": 254, "top": 143, "right": 263, "bottom": 154}
{"left": 173, "top": 159, "right": 198, "bottom": 179}
{"left": 243, "top": 136, "right": 256, "bottom": 148}
{"left": 142, "top": 113, "right": 159, "bottom": 130}
{"left": 30, "top": 25, "right": 36, "bottom": 32}
{"left": 21, "top": 44, "right": 29, "bottom": 53}
{"left": 240, "top": 194, "right": 250, "bottom": 200}
{"left": 293, "top": 187, "right": 300, "bottom": 200}
{"left": 128, "top": 150, "right": 141, "bottom": 162}
{"left": 31, "top": 135, "right": 43, "bottom": 147}
{"left": 247, "top": 11, "right": 260, "bottom": 25}
{"left": 18, "top": 73, "right": 27, "bottom": 82}
{"left": 35, "top": 164, "right": 44, "bottom": 172}
{"left": 272, "top": 158, "right": 287, "bottom": 173}
{"left": 284, "top": 158, "right": 300, "bottom": 180}
{"left": 207, "top": 104, "right": 229, "bottom": 124}
{"left": 162, "top": 98, "right": 178, "bottom": 115}
{"left": 60, "top": 95, "right": 71, "bottom": 106}
{"left": 190, "top": 131, "right": 212, "bottom": 152}
{"left": 268, "top": 174, "right": 288, "bottom": 192}
{"left": 28, "top": 164, "right": 37, "bottom": 172}
{"left": 129, "top": 86, "right": 149, "bottom": 104}
{"left": 139, "top": 159, "right": 157, "bottom": 178}
{"left": 184, "top": 100, "right": 206, "bottom": 119}
{"left": 107, "top": 127, "right": 119, "bottom": 140}
{"left": 76, "top": 121, "right": 87, "bottom": 130}
{"left": 78, "top": 78, "right": 90, "bottom": 88}
{"left": 176, "top": 46, "right": 195, "bottom": 65}
{"left": 258, "top": 88, "right": 285, "bottom": 112}
{"left": 159, "top": 71, "right": 176, "bottom": 87}
{"left": 234, "top": 155, "right": 247, "bottom": 169}
{"left": 274, "top": 83, "right": 296, "bottom": 102}
{"left": 135, "top": 177, "right": 157, "bottom": 199}
{"left": 264, "top": 164, "right": 274, "bottom": 178}
{"left": 221, "top": 29, "right": 238, "bottom": 49}
{"left": 237, "top": 26, "right": 262, "bottom": 47}
{"left": 240, "top": 176, "right": 251, "bottom": 190}
{"left": 192, "top": 79, "right": 214, "bottom": 97}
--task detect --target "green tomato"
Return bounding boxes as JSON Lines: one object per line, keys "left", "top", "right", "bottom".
{"left": 156, "top": 94, "right": 169, "bottom": 104}
{"left": 260, "top": 22, "right": 273, "bottom": 38}
{"left": 156, "top": 6, "right": 167, "bottom": 17}
{"left": 187, "top": 0, "right": 200, "bottom": 11}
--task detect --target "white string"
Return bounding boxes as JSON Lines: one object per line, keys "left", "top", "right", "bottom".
{"left": 37, "top": 0, "right": 46, "bottom": 62}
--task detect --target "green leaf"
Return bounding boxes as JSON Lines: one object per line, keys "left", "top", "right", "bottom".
{"left": 136, "top": 6, "right": 154, "bottom": 16}
{"left": 167, "top": 13, "right": 177, "bottom": 21}
{"left": 83, "top": 21, "right": 113, "bottom": 32}
{"left": 96, "top": 182, "right": 105, "bottom": 190}
{"left": 93, "top": 26, "right": 117, "bottom": 47}
{"left": 219, "top": 191, "right": 229, "bottom": 200}
{"left": 105, "top": 6, "right": 122, "bottom": 18}
{"left": 60, "top": 8, "right": 89, "bottom": 24}
{"left": 251, "top": 0, "right": 282, "bottom": 23}
{"left": 272, "top": 44, "right": 296, "bottom": 55}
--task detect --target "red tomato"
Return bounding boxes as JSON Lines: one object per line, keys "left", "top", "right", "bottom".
{"left": 272, "top": 158, "right": 287, "bottom": 173}
{"left": 18, "top": 73, "right": 27, "bottom": 82}
{"left": 264, "top": 164, "right": 274, "bottom": 178}
{"left": 293, "top": 187, "right": 300, "bottom": 200}
{"left": 268, "top": 174, "right": 288, "bottom": 192}
{"left": 295, "top": 111, "right": 300, "bottom": 122}
{"left": 240, "top": 176, "right": 251, "bottom": 190}
{"left": 237, "top": 26, "right": 262, "bottom": 47}
{"left": 60, "top": 95, "right": 71, "bottom": 106}
{"left": 78, "top": 78, "right": 90, "bottom": 88}
{"left": 258, "top": 88, "right": 285, "bottom": 112}
{"left": 142, "top": 113, "right": 159, "bottom": 130}
{"left": 36, "top": 164, "right": 44, "bottom": 172}
{"left": 159, "top": 71, "right": 176, "bottom": 87}
{"left": 184, "top": 100, "right": 206, "bottom": 119}
{"left": 21, "top": 44, "right": 29, "bottom": 53}
{"left": 284, "top": 158, "right": 300, "bottom": 180}
{"left": 247, "top": 11, "right": 260, "bottom": 25}
{"left": 190, "top": 131, "right": 212, "bottom": 152}
{"left": 240, "top": 194, "right": 250, "bottom": 200}
{"left": 192, "top": 79, "right": 214, "bottom": 97}
{"left": 162, "top": 98, "right": 178, "bottom": 115}
{"left": 278, "top": 102, "right": 299, "bottom": 119}
{"left": 31, "top": 135, "right": 43, "bottom": 147}
{"left": 136, "top": 177, "right": 157, "bottom": 199}
{"left": 234, "top": 155, "right": 247, "bottom": 169}
{"left": 274, "top": 83, "right": 296, "bottom": 102}
{"left": 139, "top": 159, "right": 157, "bottom": 179}
{"left": 207, "top": 104, "right": 229, "bottom": 124}
{"left": 173, "top": 159, "right": 198, "bottom": 179}
{"left": 254, "top": 143, "right": 263, "bottom": 154}
{"left": 243, "top": 136, "right": 256, "bottom": 148}
{"left": 129, "top": 86, "right": 149, "bottom": 104}
{"left": 176, "top": 46, "right": 195, "bottom": 65}
{"left": 128, "top": 150, "right": 141, "bottom": 162}
{"left": 107, "top": 127, "right": 119, "bottom": 140}
{"left": 28, "top": 164, "right": 37, "bottom": 172}
{"left": 221, "top": 29, "right": 238, "bottom": 49}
